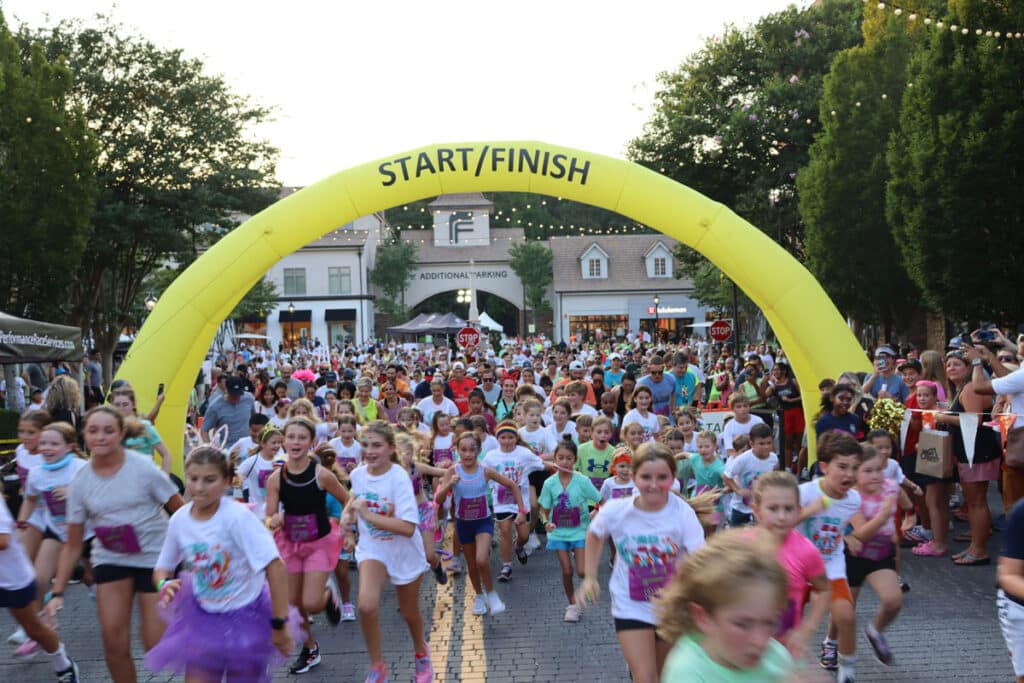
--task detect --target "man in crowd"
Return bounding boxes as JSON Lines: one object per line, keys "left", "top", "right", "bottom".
{"left": 272, "top": 363, "right": 305, "bottom": 400}
{"left": 637, "top": 354, "right": 675, "bottom": 417}
{"left": 202, "top": 376, "right": 254, "bottom": 447}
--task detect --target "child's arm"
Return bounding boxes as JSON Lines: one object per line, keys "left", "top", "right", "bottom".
{"left": 538, "top": 505, "right": 555, "bottom": 533}
{"left": 999, "top": 557, "right": 1024, "bottom": 603}
{"left": 264, "top": 470, "right": 283, "bottom": 530}
{"left": 897, "top": 487, "right": 913, "bottom": 511}
{"left": 798, "top": 496, "right": 827, "bottom": 522}
{"left": 154, "top": 441, "right": 174, "bottom": 474}
{"left": 785, "top": 572, "right": 831, "bottom": 660}
{"left": 317, "top": 466, "right": 350, "bottom": 508}
{"left": 16, "top": 494, "right": 38, "bottom": 525}
{"left": 850, "top": 496, "right": 896, "bottom": 542}
{"left": 351, "top": 497, "right": 417, "bottom": 538}
{"left": 433, "top": 467, "right": 459, "bottom": 500}
{"left": 900, "top": 477, "right": 924, "bottom": 498}
{"left": 416, "top": 462, "right": 451, "bottom": 478}
{"left": 46, "top": 523, "right": 85, "bottom": 617}
{"left": 577, "top": 530, "right": 605, "bottom": 607}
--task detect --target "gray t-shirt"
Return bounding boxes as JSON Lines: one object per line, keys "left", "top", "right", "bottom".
{"left": 272, "top": 377, "right": 305, "bottom": 400}
{"left": 67, "top": 451, "right": 178, "bottom": 569}
{"left": 86, "top": 361, "right": 102, "bottom": 388}
{"left": 203, "top": 392, "right": 255, "bottom": 446}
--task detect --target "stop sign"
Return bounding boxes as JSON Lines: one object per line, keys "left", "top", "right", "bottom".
{"left": 457, "top": 327, "right": 481, "bottom": 348}
{"left": 709, "top": 319, "right": 733, "bottom": 342}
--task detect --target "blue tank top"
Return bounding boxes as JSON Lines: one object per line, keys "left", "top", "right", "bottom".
{"left": 453, "top": 463, "right": 490, "bottom": 520}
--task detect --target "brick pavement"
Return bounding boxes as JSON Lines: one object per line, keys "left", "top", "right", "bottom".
{"left": 1, "top": 495, "right": 1016, "bottom": 682}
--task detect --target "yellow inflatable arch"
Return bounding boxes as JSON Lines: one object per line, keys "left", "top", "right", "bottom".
{"left": 116, "top": 141, "right": 869, "bottom": 470}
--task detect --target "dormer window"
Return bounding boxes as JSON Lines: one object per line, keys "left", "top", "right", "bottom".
{"left": 645, "top": 241, "right": 674, "bottom": 279}
{"left": 580, "top": 243, "right": 609, "bottom": 279}
{"left": 588, "top": 258, "right": 603, "bottom": 277}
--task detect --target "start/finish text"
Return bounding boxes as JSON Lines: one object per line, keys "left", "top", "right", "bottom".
{"left": 378, "top": 145, "right": 592, "bottom": 187}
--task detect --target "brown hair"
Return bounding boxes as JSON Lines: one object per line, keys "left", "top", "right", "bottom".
{"left": 186, "top": 445, "right": 234, "bottom": 480}
{"left": 283, "top": 416, "right": 317, "bottom": 440}
{"left": 41, "top": 421, "right": 86, "bottom": 459}
{"left": 19, "top": 409, "right": 53, "bottom": 430}
{"left": 631, "top": 441, "right": 677, "bottom": 478}
{"left": 752, "top": 470, "right": 799, "bottom": 506}
{"left": 361, "top": 420, "right": 399, "bottom": 463}
{"left": 816, "top": 430, "right": 864, "bottom": 463}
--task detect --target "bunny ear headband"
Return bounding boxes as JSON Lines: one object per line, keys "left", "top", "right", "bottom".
{"left": 183, "top": 423, "right": 231, "bottom": 458}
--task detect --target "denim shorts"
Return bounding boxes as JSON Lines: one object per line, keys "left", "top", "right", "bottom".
{"left": 546, "top": 538, "right": 585, "bottom": 551}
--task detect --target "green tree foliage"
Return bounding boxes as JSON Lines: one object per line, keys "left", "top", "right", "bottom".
{"left": 134, "top": 268, "right": 277, "bottom": 325}
{"left": 370, "top": 235, "right": 418, "bottom": 320}
{"left": 508, "top": 241, "right": 554, "bottom": 328}
{"left": 799, "top": 6, "right": 920, "bottom": 328}
{"left": 0, "top": 12, "right": 96, "bottom": 322}
{"left": 18, "top": 16, "right": 279, "bottom": 378}
{"left": 887, "top": 0, "right": 1024, "bottom": 323}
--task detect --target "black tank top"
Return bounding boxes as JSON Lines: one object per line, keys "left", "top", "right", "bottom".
{"left": 279, "top": 461, "right": 331, "bottom": 539}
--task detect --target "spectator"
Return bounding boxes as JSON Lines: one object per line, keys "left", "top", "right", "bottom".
{"left": 863, "top": 345, "right": 910, "bottom": 402}
{"left": 201, "top": 375, "right": 254, "bottom": 447}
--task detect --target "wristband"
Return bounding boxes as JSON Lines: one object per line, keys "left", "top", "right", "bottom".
{"left": 971, "top": 358, "right": 983, "bottom": 367}
{"left": 157, "top": 579, "right": 169, "bottom": 592}
{"left": 15, "top": 520, "right": 28, "bottom": 530}
{"left": 518, "top": 506, "right": 528, "bottom": 514}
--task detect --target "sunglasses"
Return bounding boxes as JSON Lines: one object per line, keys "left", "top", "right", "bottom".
{"left": 482, "top": 377, "right": 494, "bottom": 382}
{"left": 999, "top": 355, "right": 1015, "bottom": 362}
{"left": 946, "top": 350, "right": 965, "bottom": 360}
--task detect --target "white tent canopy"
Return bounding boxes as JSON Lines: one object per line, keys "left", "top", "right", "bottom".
{"left": 478, "top": 312, "right": 504, "bottom": 334}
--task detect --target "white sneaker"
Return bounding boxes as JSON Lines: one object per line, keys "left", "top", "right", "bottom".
{"left": 563, "top": 603, "right": 581, "bottom": 622}
{"left": 7, "top": 627, "right": 27, "bottom": 645}
{"left": 471, "top": 594, "right": 488, "bottom": 616}
{"left": 487, "top": 592, "right": 506, "bottom": 615}
{"left": 526, "top": 533, "right": 541, "bottom": 551}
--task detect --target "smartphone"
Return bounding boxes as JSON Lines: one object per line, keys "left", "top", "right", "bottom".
{"left": 157, "top": 383, "right": 165, "bottom": 397}
{"left": 975, "top": 329, "right": 997, "bottom": 343}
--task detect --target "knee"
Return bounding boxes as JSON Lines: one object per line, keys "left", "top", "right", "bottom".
{"left": 576, "top": 567, "right": 586, "bottom": 580}
{"left": 101, "top": 628, "right": 130, "bottom": 657}
{"left": 882, "top": 593, "right": 903, "bottom": 614}
{"left": 831, "top": 601, "right": 855, "bottom": 628}
{"left": 303, "top": 595, "right": 326, "bottom": 614}
{"left": 357, "top": 598, "right": 378, "bottom": 621}
{"left": 475, "top": 555, "right": 490, "bottom": 573}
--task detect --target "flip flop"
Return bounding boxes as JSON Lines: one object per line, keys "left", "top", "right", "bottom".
{"left": 912, "top": 541, "right": 946, "bottom": 557}
{"left": 952, "top": 552, "right": 991, "bottom": 566}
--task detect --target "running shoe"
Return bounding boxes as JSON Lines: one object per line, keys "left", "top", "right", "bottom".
{"left": 899, "top": 576, "right": 910, "bottom": 593}
{"left": 819, "top": 641, "right": 838, "bottom": 670}
{"left": 487, "top": 592, "right": 506, "bottom": 615}
{"left": 364, "top": 662, "right": 388, "bottom": 683}
{"left": 341, "top": 603, "right": 357, "bottom": 622}
{"left": 515, "top": 545, "right": 529, "bottom": 565}
{"left": 563, "top": 603, "right": 581, "bottom": 622}
{"left": 414, "top": 645, "right": 434, "bottom": 683}
{"left": 289, "top": 642, "right": 321, "bottom": 674}
{"left": 325, "top": 580, "right": 341, "bottom": 625}
{"left": 432, "top": 563, "right": 448, "bottom": 586}
{"left": 865, "top": 626, "right": 895, "bottom": 665}
{"left": 55, "top": 659, "right": 80, "bottom": 683}
{"left": 447, "top": 557, "right": 464, "bottom": 574}
{"left": 498, "top": 564, "right": 512, "bottom": 582}
{"left": 903, "top": 525, "right": 933, "bottom": 544}
{"left": 526, "top": 533, "right": 541, "bottom": 551}
{"left": 472, "top": 595, "right": 488, "bottom": 615}
{"left": 6, "top": 627, "right": 27, "bottom": 645}
{"left": 14, "top": 638, "right": 41, "bottom": 660}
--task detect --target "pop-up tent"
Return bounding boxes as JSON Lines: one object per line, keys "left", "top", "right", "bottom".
{"left": 0, "top": 312, "right": 82, "bottom": 364}
{"left": 386, "top": 313, "right": 432, "bottom": 336}
{"left": 479, "top": 312, "right": 504, "bottom": 334}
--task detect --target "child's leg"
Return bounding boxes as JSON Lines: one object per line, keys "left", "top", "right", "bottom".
{"left": 288, "top": 572, "right": 314, "bottom": 649}
{"left": 556, "top": 550, "right": 574, "bottom": 603}
{"left": 572, "top": 546, "right": 586, "bottom": 583}
{"left": 617, "top": 628, "right": 659, "bottom": 683}
{"left": 462, "top": 540, "right": 482, "bottom": 594}
{"left": 356, "top": 560, "right": 388, "bottom": 665}
{"left": 450, "top": 506, "right": 463, "bottom": 560}
{"left": 137, "top": 591, "right": 166, "bottom": 651}
{"left": 18, "top": 526, "right": 43, "bottom": 562}
{"left": 33, "top": 539, "right": 62, "bottom": 601}
{"left": 831, "top": 596, "right": 857, "bottom": 655}
{"left": 95, "top": 578, "right": 139, "bottom": 681}
{"left": 420, "top": 528, "right": 438, "bottom": 568}
{"left": 301, "top": 570, "right": 331, "bottom": 616}
{"left": 333, "top": 560, "right": 352, "bottom": 604}
{"left": 864, "top": 569, "right": 903, "bottom": 631}
{"left": 9, "top": 600, "right": 74, "bottom": 676}
{"left": 474, "top": 533, "right": 495, "bottom": 592}
{"left": 498, "top": 518, "right": 514, "bottom": 564}
{"left": 515, "top": 519, "right": 531, "bottom": 551}
{"left": 395, "top": 576, "right": 427, "bottom": 654}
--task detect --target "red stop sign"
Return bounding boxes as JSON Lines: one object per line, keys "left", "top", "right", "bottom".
{"left": 709, "top": 319, "right": 733, "bottom": 342}
{"left": 457, "top": 327, "right": 481, "bottom": 348}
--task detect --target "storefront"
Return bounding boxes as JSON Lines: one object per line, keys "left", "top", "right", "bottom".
{"left": 325, "top": 308, "right": 356, "bottom": 347}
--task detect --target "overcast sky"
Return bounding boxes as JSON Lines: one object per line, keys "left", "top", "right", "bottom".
{"left": 5, "top": 0, "right": 800, "bottom": 185}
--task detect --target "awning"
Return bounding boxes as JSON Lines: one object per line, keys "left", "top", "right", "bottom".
{"left": 0, "top": 312, "right": 82, "bottom": 364}
{"left": 325, "top": 309, "right": 357, "bottom": 322}
{"left": 278, "top": 310, "right": 311, "bottom": 322}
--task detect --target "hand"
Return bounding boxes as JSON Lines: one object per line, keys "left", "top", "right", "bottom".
{"left": 50, "top": 486, "right": 68, "bottom": 502}
{"left": 900, "top": 513, "right": 918, "bottom": 534}
{"left": 515, "top": 512, "right": 526, "bottom": 525}
{"left": 267, "top": 513, "right": 282, "bottom": 531}
{"left": 845, "top": 535, "right": 863, "bottom": 555}
{"left": 544, "top": 521, "right": 556, "bottom": 532}
{"left": 877, "top": 388, "right": 891, "bottom": 399}
{"left": 271, "top": 625, "right": 294, "bottom": 657}
{"left": 46, "top": 595, "right": 63, "bottom": 619}
{"left": 909, "top": 481, "right": 924, "bottom": 498}
{"left": 343, "top": 534, "right": 355, "bottom": 552}
{"left": 575, "top": 577, "right": 601, "bottom": 607}
{"left": 783, "top": 625, "right": 812, "bottom": 660}
{"left": 159, "top": 578, "right": 181, "bottom": 607}
{"left": 880, "top": 494, "right": 896, "bottom": 518}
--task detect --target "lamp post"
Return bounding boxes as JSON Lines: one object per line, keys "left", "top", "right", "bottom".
{"left": 287, "top": 302, "right": 295, "bottom": 349}
{"left": 456, "top": 289, "right": 471, "bottom": 318}
{"left": 144, "top": 293, "right": 158, "bottom": 312}
{"left": 653, "top": 294, "right": 660, "bottom": 344}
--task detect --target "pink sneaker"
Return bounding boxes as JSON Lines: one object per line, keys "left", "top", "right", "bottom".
{"left": 414, "top": 644, "right": 434, "bottom": 683}
{"left": 364, "top": 662, "right": 388, "bottom": 683}
{"left": 13, "top": 638, "right": 41, "bottom": 659}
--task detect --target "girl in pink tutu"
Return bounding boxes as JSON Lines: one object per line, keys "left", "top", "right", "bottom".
{"left": 264, "top": 417, "right": 350, "bottom": 675}
{"left": 146, "top": 445, "right": 299, "bottom": 683}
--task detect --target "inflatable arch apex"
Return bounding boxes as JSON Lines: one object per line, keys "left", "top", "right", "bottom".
{"left": 115, "top": 141, "right": 869, "bottom": 471}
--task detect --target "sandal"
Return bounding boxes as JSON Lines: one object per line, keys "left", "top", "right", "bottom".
{"left": 912, "top": 540, "right": 946, "bottom": 557}
{"left": 952, "top": 552, "right": 990, "bottom": 566}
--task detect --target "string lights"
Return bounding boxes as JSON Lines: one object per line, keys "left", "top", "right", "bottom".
{"left": 867, "top": 0, "right": 1024, "bottom": 41}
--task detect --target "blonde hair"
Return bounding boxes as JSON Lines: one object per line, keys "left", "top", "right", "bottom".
{"left": 395, "top": 432, "right": 417, "bottom": 466}
{"left": 752, "top": 470, "right": 799, "bottom": 506}
{"left": 695, "top": 430, "right": 717, "bottom": 447}
{"left": 45, "top": 375, "right": 81, "bottom": 415}
{"left": 288, "top": 398, "right": 320, "bottom": 422}
{"left": 360, "top": 420, "right": 399, "bottom": 464}
{"left": 656, "top": 528, "right": 787, "bottom": 643}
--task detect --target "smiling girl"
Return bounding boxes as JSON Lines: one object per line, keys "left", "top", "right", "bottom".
{"left": 623, "top": 386, "right": 660, "bottom": 443}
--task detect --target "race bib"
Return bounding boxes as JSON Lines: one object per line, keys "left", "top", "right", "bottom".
{"left": 283, "top": 513, "right": 319, "bottom": 542}
{"left": 457, "top": 495, "right": 488, "bottom": 521}
{"left": 42, "top": 489, "right": 66, "bottom": 518}
{"left": 433, "top": 448, "right": 453, "bottom": 467}
{"left": 497, "top": 486, "right": 516, "bottom": 506}
{"left": 257, "top": 468, "right": 272, "bottom": 490}
{"left": 611, "top": 486, "right": 634, "bottom": 499}
{"left": 858, "top": 534, "right": 894, "bottom": 561}
{"left": 628, "top": 563, "right": 674, "bottom": 602}
{"left": 589, "top": 476, "right": 605, "bottom": 490}
{"left": 552, "top": 506, "right": 581, "bottom": 528}
{"left": 94, "top": 524, "right": 142, "bottom": 554}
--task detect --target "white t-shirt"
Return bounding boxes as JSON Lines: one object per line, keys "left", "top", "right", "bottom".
{"left": 0, "top": 497, "right": 36, "bottom": 590}
{"left": 993, "top": 370, "right": 1024, "bottom": 431}
{"left": 884, "top": 458, "right": 906, "bottom": 485}
{"left": 25, "top": 456, "right": 88, "bottom": 541}
{"left": 416, "top": 395, "right": 459, "bottom": 424}
{"left": 519, "top": 426, "right": 558, "bottom": 457}
{"left": 328, "top": 438, "right": 363, "bottom": 470}
{"left": 719, "top": 414, "right": 765, "bottom": 454}
{"left": 572, "top": 404, "right": 599, "bottom": 418}
{"left": 723, "top": 450, "right": 779, "bottom": 515}
{"left": 588, "top": 495, "right": 705, "bottom": 624}
{"left": 482, "top": 446, "right": 545, "bottom": 514}
{"left": 15, "top": 444, "right": 42, "bottom": 488}
{"left": 349, "top": 464, "right": 427, "bottom": 582}
{"left": 156, "top": 499, "right": 280, "bottom": 612}
{"left": 480, "top": 434, "right": 499, "bottom": 456}
{"left": 622, "top": 409, "right": 661, "bottom": 442}
{"left": 549, "top": 421, "right": 578, "bottom": 444}
{"left": 600, "top": 478, "right": 636, "bottom": 503}
{"left": 237, "top": 454, "right": 277, "bottom": 517}
{"left": 232, "top": 436, "right": 257, "bottom": 458}
{"left": 798, "top": 481, "right": 862, "bottom": 580}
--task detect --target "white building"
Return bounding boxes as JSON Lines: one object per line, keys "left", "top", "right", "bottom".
{"left": 550, "top": 235, "right": 709, "bottom": 343}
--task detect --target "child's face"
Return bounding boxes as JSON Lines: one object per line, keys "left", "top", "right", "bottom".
{"left": 752, "top": 485, "right": 799, "bottom": 542}
{"left": 338, "top": 423, "right": 356, "bottom": 443}
{"left": 18, "top": 422, "right": 42, "bottom": 452}
{"left": 39, "top": 430, "right": 70, "bottom": 461}
{"left": 614, "top": 461, "right": 631, "bottom": 479}
{"left": 554, "top": 449, "right": 576, "bottom": 471}
{"left": 916, "top": 386, "right": 937, "bottom": 410}
{"left": 577, "top": 425, "right": 592, "bottom": 443}
{"left": 694, "top": 581, "right": 782, "bottom": 671}
{"left": 696, "top": 437, "right": 717, "bottom": 460}
{"left": 821, "top": 454, "right": 860, "bottom": 496}
{"left": 901, "top": 368, "right": 920, "bottom": 387}
{"left": 750, "top": 436, "right": 773, "bottom": 458}
{"left": 666, "top": 437, "right": 684, "bottom": 453}
{"left": 592, "top": 424, "right": 612, "bottom": 445}
{"left": 436, "top": 416, "right": 450, "bottom": 435}
{"left": 635, "top": 391, "right": 652, "bottom": 410}
{"left": 525, "top": 407, "right": 541, "bottom": 427}
{"left": 553, "top": 404, "right": 569, "bottom": 423}
{"left": 457, "top": 438, "right": 479, "bottom": 466}
{"left": 870, "top": 436, "right": 893, "bottom": 460}
{"left": 249, "top": 423, "right": 264, "bottom": 441}
{"left": 498, "top": 431, "right": 517, "bottom": 451}
{"left": 186, "top": 463, "right": 229, "bottom": 509}
{"left": 469, "top": 396, "right": 483, "bottom": 413}
{"left": 601, "top": 392, "right": 617, "bottom": 414}
{"left": 624, "top": 426, "right": 644, "bottom": 448}
{"left": 283, "top": 426, "right": 312, "bottom": 460}
{"left": 568, "top": 391, "right": 584, "bottom": 406}
{"left": 633, "top": 459, "right": 674, "bottom": 503}
{"left": 856, "top": 454, "right": 887, "bottom": 494}
{"left": 362, "top": 431, "right": 393, "bottom": 469}
{"left": 732, "top": 401, "right": 750, "bottom": 419}
{"left": 679, "top": 416, "right": 695, "bottom": 433}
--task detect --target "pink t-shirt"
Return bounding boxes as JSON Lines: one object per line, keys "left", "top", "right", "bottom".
{"left": 776, "top": 529, "right": 825, "bottom": 635}
{"left": 855, "top": 479, "right": 899, "bottom": 560}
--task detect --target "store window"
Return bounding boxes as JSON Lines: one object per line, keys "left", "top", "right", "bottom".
{"left": 283, "top": 268, "right": 306, "bottom": 295}
{"left": 328, "top": 266, "right": 351, "bottom": 295}
{"left": 569, "top": 315, "right": 628, "bottom": 341}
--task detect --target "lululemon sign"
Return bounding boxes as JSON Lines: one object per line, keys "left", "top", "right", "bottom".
{"left": 457, "top": 327, "right": 481, "bottom": 349}
{"left": 709, "top": 319, "right": 733, "bottom": 342}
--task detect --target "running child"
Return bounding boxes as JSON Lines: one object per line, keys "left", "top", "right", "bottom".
{"left": 720, "top": 394, "right": 764, "bottom": 457}
{"left": 328, "top": 415, "right": 363, "bottom": 473}
{"left": 14, "top": 410, "right": 51, "bottom": 563}
{"left": 656, "top": 529, "right": 795, "bottom": 682}
{"left": 722, "top": 423, "right": 779, "bottom": 527}
{"left": 548, "top": 397, "right": 578, "bottom": 444}
{"left": 577, "top": 416, "right": 615, "bottom": 491}
{"left": 435, "top": 432, "right": 527, "bottom": 617}
{"left": 577, "top": 442, "right": 706, "bottom": 683}
{"left": 342, "top": 421, "right": 434, "bottom": 683}
{"left": 470, "top": 415, "right": 499, "bottom": 455}
{"left": 575, "top": 414, "right": 594, "bottom": 446}
{"left": 146, "top": 446, "right": 298, "bottom": 683}
{"left": 539, "top": 438, "right": 602, "bottom": 622}
{"left": 395, "top": 432, "right": 449, "bottom": 585}
{"left": 237, "top": 424, "right": 285, "bottom": 518}
{"left": 518, "top": 398, "right": 558, "bottom": 550}
{"left": 599, "top": 449, "right": 636, "bottom": 503}
{"left": 315, "top": 444, "right": 355, "bottom": 623}
{"left": 622, "top": 386, "right": 660, "bottom": 443}
{"left": 689, "top": 431, "right": 726, "bottom": 530}
{"left": 264, "top": 417, "right": 349, "bottom": 675}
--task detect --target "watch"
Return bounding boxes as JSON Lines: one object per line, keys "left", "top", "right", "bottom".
{"left": 270, "top": 617, "right": 287, "bottom": 630}
{"left": 971, "top": 358, "right": 983, "bottom": 367}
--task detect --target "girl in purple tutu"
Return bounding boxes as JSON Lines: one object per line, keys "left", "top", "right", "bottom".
{"left": 146, "top": 445, "right": 298, "bottom": 683}
{"left": 264, "top": 417, "right": 349, "bottom": 675}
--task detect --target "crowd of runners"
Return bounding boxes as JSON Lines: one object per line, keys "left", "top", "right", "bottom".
{"left": 4, "top": 327, "right": 1024, "bottom": 683}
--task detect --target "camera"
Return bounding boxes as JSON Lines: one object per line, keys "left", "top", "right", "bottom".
{"left": 975, "top": 329, "right": 998, "bottom": 343}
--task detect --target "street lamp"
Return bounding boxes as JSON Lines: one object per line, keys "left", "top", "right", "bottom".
{"left": 456, "top": 289, "right": 471, "bottom": 315}
{"left": 144, "top": 293, "right": 157, "bottom": 312}
{"left": 287, "top": 302, "right": 295, "bottom": 349}
{"left": 653, "top": 294, "right": 660, "bottom": 343}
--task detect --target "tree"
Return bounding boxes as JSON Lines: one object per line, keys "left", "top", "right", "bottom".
{"left": 0, "top": 12, "right": 96, "bottom": 323}
{"left": 887, "top": 1, "right": 1024, "bottom": 323}
{"left": 369, "top": 234, "right": 418, "bottom": 320}
{"left": 798, "top": 6, "right": 920, "bottom": 333}
{"left": 19, "top": 16, "right": 280, "bottom": 382}
{"left": 508, "top": 241, "right": 553, "bottom": 333}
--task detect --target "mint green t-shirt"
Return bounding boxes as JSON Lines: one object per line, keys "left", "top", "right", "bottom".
{"left": 661, "top": 634, "right": 793, "bottom": 683}
{"left": 576, "top": 441, "right": 615, "bottom": 486}
{"left": 538, "top": 472, "right": 602, "bottom": 543}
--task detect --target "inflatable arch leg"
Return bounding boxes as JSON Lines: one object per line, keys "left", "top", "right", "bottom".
{"left": 115, "top": 141, "right": 869, "bottom": 473}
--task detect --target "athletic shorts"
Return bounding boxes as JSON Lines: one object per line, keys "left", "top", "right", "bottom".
{"left": 845, "top": 547, "right": 896, "bottom": 588}
{"left": 0, "top": 582, "right": 37, "bottom": 609}
{"left": 729, "top": 509, "right": 754, "bottom": 527}
{"left": 93, "top": 565, "right": 157, "bottom": 593}
{"left": 42, "top": 526, "right": 62, "bottom": 542}
{"left": 546, "top": 538, "right": 585, "bottom": 552}
{"left": 829, "top": 578, "right": 854, "bottom": 605}
{"left": 275, "top": 526, "right": 342, "bottom": 574}
{"left": 494, "top": 511, "right": 531, "bottom": 523}
{"left": 455, "top": 517, "right": 494, "bottom": 545}
{"left": 783, "top": 408, "right": 805, "bottom": 436}
{"left": 613, "top": 618, "right": 665, "bottom": 641}
{"left": 528, "top": 470, "right": 550, "bottom": 493}
{"left": 999, "top": 590, "right": 1024, "bottom": 676}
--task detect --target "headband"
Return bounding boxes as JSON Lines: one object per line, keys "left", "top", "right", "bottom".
{"left": 495, "top": 424, "right": 518, "bottom": 439}
{"left": 612, "top": 450, "right": 633, "bottom": 469}
{"left": 260, "top": 423, "right": 283, "bottom": 443}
